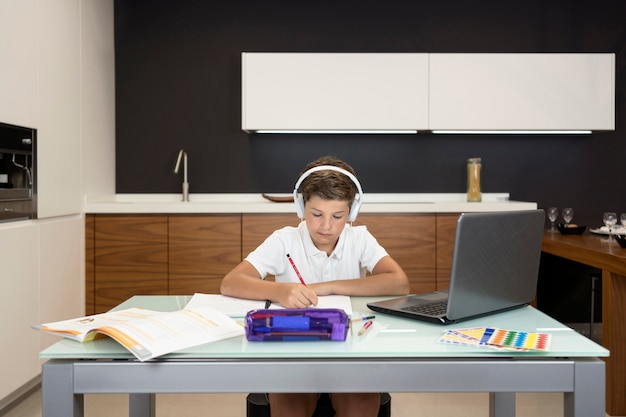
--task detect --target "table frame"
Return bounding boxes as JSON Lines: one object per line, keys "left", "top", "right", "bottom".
{"left": 42, "top": 356, "right": 605, "bottom": 417}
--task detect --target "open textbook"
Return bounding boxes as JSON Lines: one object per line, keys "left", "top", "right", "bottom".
{"left": 34, "top": 305, "right": 244, "bottom": 362}
{"left": 185, "top": 293, "right": 353, "bottom": 317}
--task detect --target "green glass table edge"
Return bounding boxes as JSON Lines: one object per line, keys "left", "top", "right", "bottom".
{"left": 39, "top": 295, "right": 609, "bottom": 360}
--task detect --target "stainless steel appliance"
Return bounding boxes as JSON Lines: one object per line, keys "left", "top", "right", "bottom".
{"left": 0, "top": 122, "right": 36, "bottom": 222}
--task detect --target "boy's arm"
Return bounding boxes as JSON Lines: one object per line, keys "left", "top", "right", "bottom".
{"left": 310, "top": 256, "right": 410, "bottom": 297}
{"left": 220, "top": 260, "right": 318, "bottom": 308}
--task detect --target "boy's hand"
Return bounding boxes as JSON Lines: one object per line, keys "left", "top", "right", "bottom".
{"left": 277, "top": 283, "right": 318, "bottom": 308}
{"left": 308, "top": 282, "right": 333, "bottom": 296}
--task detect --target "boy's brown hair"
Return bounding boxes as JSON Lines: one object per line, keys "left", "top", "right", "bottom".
{"left": 299, "top": 156, "right": 358, "bottom": 207}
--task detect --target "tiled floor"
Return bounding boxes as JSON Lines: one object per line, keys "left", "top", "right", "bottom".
{"left": 3, "top": 388, "right": 618, "bottom": 417}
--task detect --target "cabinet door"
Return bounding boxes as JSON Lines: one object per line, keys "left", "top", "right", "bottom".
{"left": 39, "top": 216, "right": 84, "bottom": 349}
{"left": 94, "top": 215, "right": 168, "bottom": 313}
{"left": 242, "top": 214, "right": 301, "bottom": 282}
{"left": 0, "top": 0, "right": 37, "bottom": 126}
{"left": 37, "top": 0, "right": 82, "bottom": 217}
{"left": 242, "top": 53, "right": 429, "bottom": 131}
{"left": 436, "top": 214, "right": 460, "bottom": 290}
{"left": 85, "top": 215, "right": 95, "bottom": 315}
{"left": 0, "top": 224, "right": 40, "bottom": 400}
{"left": 430, "top": 53, "right": 615, "bottom": 130}
{"left": 242, "top": 214, "right": 301, "bottom": 256}
{"left": 355, "top": 214, "right": 437, "bottom": 294}
{"left": 169, "top": 215, "right": 242, "bottom": 295}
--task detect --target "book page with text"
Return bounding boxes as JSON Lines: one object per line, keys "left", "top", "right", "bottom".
{"left": 35, "top": 305, "right": 244, "bottom": 361}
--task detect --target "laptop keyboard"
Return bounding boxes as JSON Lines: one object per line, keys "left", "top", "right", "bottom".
{"left": 401, "top": 300, "right": 448, "bottom": 316}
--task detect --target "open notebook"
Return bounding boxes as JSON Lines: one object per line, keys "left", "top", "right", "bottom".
{"left": 367, "top": 210, "right": 544, "bottom": 324}
{"left": 185, "top": 293, "right": 353, "bottom": 317}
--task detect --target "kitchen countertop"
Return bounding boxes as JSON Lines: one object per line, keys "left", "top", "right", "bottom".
{"left": 84, "top": 193, "right": 537, "bottom": 214}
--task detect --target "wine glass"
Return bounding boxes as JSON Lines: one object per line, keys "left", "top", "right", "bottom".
{"left": 621, "top": 213, "right": 626, "bottom": 228}
{"left": 603, "top": 212, "right": 617, "bottom": 242}
{"left": 562, "top": 208, "right": 574, "bottom": 226}
{"left": 547, "top": 207, "right": 558, "bottom": 232}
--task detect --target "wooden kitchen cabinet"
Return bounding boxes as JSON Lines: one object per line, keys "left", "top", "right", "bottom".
{"left": 242, "top": 214, "right": 301, "bottom": 256}
{"left": 169, "top": 214, "right": 242, "bottom": 295}
{"left": 356, "top": 214, "right": 437, "bottom": 294}
{"left": 86, "top": 212, "right": 461, "bottom": 313}
{"left": 242, "top": 213, "right": 301, "bottom": 281}
{"left": 88, "top": 214, "right": 243, "bottom": 313}
{"left": 93, "top": 215, "right": 168, "bottom": 313}
{"left": 436, "top": 213, "right": 460, "bottom": 290}
{"left": 85, "top": 215, "right": 95, "bottom": 315}
{"left": 242, "top": 213, "right": 438, "bottom": 293}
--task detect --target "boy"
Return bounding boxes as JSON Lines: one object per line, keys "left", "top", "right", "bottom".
{"left": 221, "top": 156, "right": 410, "bottom": 417}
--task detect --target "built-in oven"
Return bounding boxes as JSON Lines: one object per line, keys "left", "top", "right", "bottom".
{"left": 0, "top": 122, "right": 36, "bottom": 223}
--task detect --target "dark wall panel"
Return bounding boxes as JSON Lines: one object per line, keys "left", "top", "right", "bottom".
{"left": 114, "top": 0, "right": 626, "bottom": 227}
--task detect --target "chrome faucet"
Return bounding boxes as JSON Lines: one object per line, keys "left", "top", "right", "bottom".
{"left": 173, "top": 149, "right": 189, "bottom": 202}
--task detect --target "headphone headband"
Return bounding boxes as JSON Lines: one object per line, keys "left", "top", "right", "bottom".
{"left": 292, "top": 165, "right": 363, "bottom": 221}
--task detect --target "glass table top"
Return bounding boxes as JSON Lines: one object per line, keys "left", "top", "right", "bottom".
{"left": 40, "top": 295, "right": 609, "bottom": 360}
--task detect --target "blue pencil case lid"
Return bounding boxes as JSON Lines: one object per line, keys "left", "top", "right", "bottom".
{"left": 245, "top": 308, "right": 349, "bottom": 342}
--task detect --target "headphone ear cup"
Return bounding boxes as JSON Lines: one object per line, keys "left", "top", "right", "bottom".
{"left": 348, "top": 199, "right": 361, "bottom": 222}
{"left": 295, "top": 195, "right": 305, "bottom": 218}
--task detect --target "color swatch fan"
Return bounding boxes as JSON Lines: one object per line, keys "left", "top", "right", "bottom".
{"left": 438, "top": 327, "right": 552, "bottom": 351}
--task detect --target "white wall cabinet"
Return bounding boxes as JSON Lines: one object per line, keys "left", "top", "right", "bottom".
{"left": 243, "top": 53, "right": 615, "bottom": 132}
{"left": 242, "top": 53, "right": 430, "bottom": 131}
{"left": 429, "top": 53, "right": 615, "bottom": 131}
{"left": 0, "top": 0, "right": 114, "bottom": 406}
{"left": 0, "top": 0, "right": 38, "bottom": 127}
{"left": 36, "top": 0, "right": 82, "bottom": 218}
{"left": 38, "top": 217, "right": 84, "bottom": 350}
{"left": 0, "top": 224, "right": 40, "bottom": 403}
{"left": 1, "top": 0, "right": 82, "bottom": 219}
{"left": 0, "top": 216, "right": 83, "bottom": 405}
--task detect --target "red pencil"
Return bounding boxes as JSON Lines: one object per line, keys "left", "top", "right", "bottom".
{"left": 286, "top": 254, "right": 307, "bottom": 286}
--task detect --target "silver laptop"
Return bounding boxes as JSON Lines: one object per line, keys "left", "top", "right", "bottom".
{"left": 367, "top": 209, "right": 545, "bottom": 324}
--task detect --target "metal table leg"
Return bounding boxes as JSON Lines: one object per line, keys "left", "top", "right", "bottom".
{"left": 42, "top": 361, "right": 84, "bottom": 417}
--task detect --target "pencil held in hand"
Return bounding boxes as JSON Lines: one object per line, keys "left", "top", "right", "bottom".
{"left": 286, "top": 254, "right": 307, "bottom": 286}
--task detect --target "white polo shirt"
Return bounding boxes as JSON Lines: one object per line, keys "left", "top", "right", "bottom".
{"left": 245, "top": 221, "right": 389, "bottom": 284}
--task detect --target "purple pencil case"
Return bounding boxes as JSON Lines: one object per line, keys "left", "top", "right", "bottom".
{"left": 245, "top": 308, "right": 349, "bottom": 342}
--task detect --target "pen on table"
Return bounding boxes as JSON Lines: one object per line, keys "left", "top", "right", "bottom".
{"left": 351, "top": 315, "right": 375, "bottom": 322}
{"left": 264, "top": 300, "right": 271, "bottom": 309}
{"left": 286, "top": 253, "right": 307, "bottom": 286}
{"left": 358, "top": 320, "right": 373, "bottom": 336}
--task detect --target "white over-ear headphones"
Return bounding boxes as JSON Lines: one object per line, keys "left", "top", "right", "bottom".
{"left": 292, "top": 165, "right": 363, "bottom": 222}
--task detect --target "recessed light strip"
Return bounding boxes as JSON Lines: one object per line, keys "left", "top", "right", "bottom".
{"left": 253, "top": 129, "right": 593, "bottom": 135}
{"left": 255, "top": 129, "right": 418, "bottom": 134}
{"left": 431, "top": 130, "right": 592, "bottom": 134}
